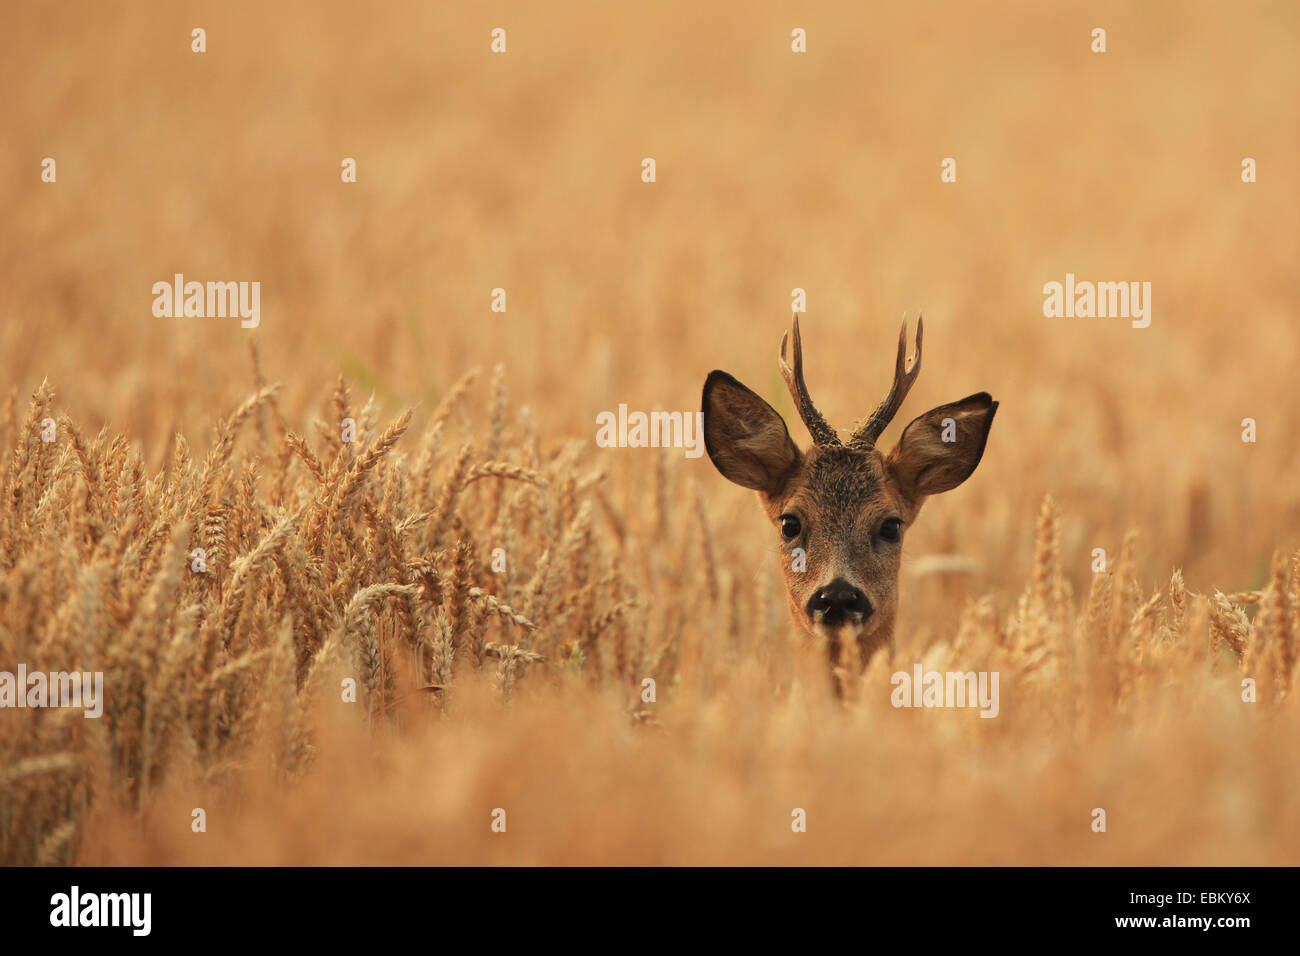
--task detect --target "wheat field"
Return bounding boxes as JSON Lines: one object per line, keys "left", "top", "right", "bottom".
{"left": 1, "top": 0, "right": 1299, "bottom": 866}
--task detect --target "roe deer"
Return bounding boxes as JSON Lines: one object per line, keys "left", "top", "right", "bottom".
{"left": 701, "top": 317, "right": 997, "bottom": 690}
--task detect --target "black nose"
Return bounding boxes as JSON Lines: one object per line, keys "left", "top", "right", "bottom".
{"left": 805, "top": 578, "right": 873, "bottom": 625}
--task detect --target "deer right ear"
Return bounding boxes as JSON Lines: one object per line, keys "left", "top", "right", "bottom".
{"left": 885, "top": 392, "right": 998, "bottom": 503}
{"left": 702, "top": 371, "right": 802, "bottom": 497}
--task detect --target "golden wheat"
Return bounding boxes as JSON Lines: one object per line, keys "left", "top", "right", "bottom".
{"left": 3, "top": 0, "right": 1299, "bottom": 866}
{"left": 2, "top": 360, "right": 1297, "bottom": 864}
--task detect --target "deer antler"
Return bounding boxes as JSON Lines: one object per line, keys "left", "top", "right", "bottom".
{"left": 779, "top": 316, "right": 840, "bottom": 446}
{"left": 848, "top": 316, "right": 923, "bottom": 449}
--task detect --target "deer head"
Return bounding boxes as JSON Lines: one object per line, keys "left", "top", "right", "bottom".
{"left": 701, "top": 317, "right": 997, "bottom": 680}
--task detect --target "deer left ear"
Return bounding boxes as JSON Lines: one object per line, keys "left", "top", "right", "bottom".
{"left": 701, "top": 370, "right": 802, "bottom": 497}
{"left": 885, "top": 393, "right": 997, "bottom": 500}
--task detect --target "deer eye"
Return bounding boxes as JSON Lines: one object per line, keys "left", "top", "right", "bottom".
{"left": 779, "top": 514, "right": 802, "bottom": 540}
{"left": 880, "top": 517, "right": 903, "bottom": 542}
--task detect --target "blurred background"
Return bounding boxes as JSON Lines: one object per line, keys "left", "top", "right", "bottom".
{"left": 2, "top": 0, "right": 1298, "bottom": 641}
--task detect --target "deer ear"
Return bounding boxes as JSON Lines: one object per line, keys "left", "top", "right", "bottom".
{"left": 885, "top": 393, "right": 997, "bottom": 501}
{"left": 702, "top": 371, "right": 802, "bottom": 497}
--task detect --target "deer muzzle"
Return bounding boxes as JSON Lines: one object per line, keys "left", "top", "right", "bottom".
{"left": 805, "top": 578, "right": 873, "bottom": 628}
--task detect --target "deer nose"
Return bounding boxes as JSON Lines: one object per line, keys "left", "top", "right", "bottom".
{"left": 806, "top": 579, "right": 873, "bottom": 625}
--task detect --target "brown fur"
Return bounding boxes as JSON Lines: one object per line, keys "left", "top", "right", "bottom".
{"left": 702, "top": 323, "right": 997, "bottom": 692}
